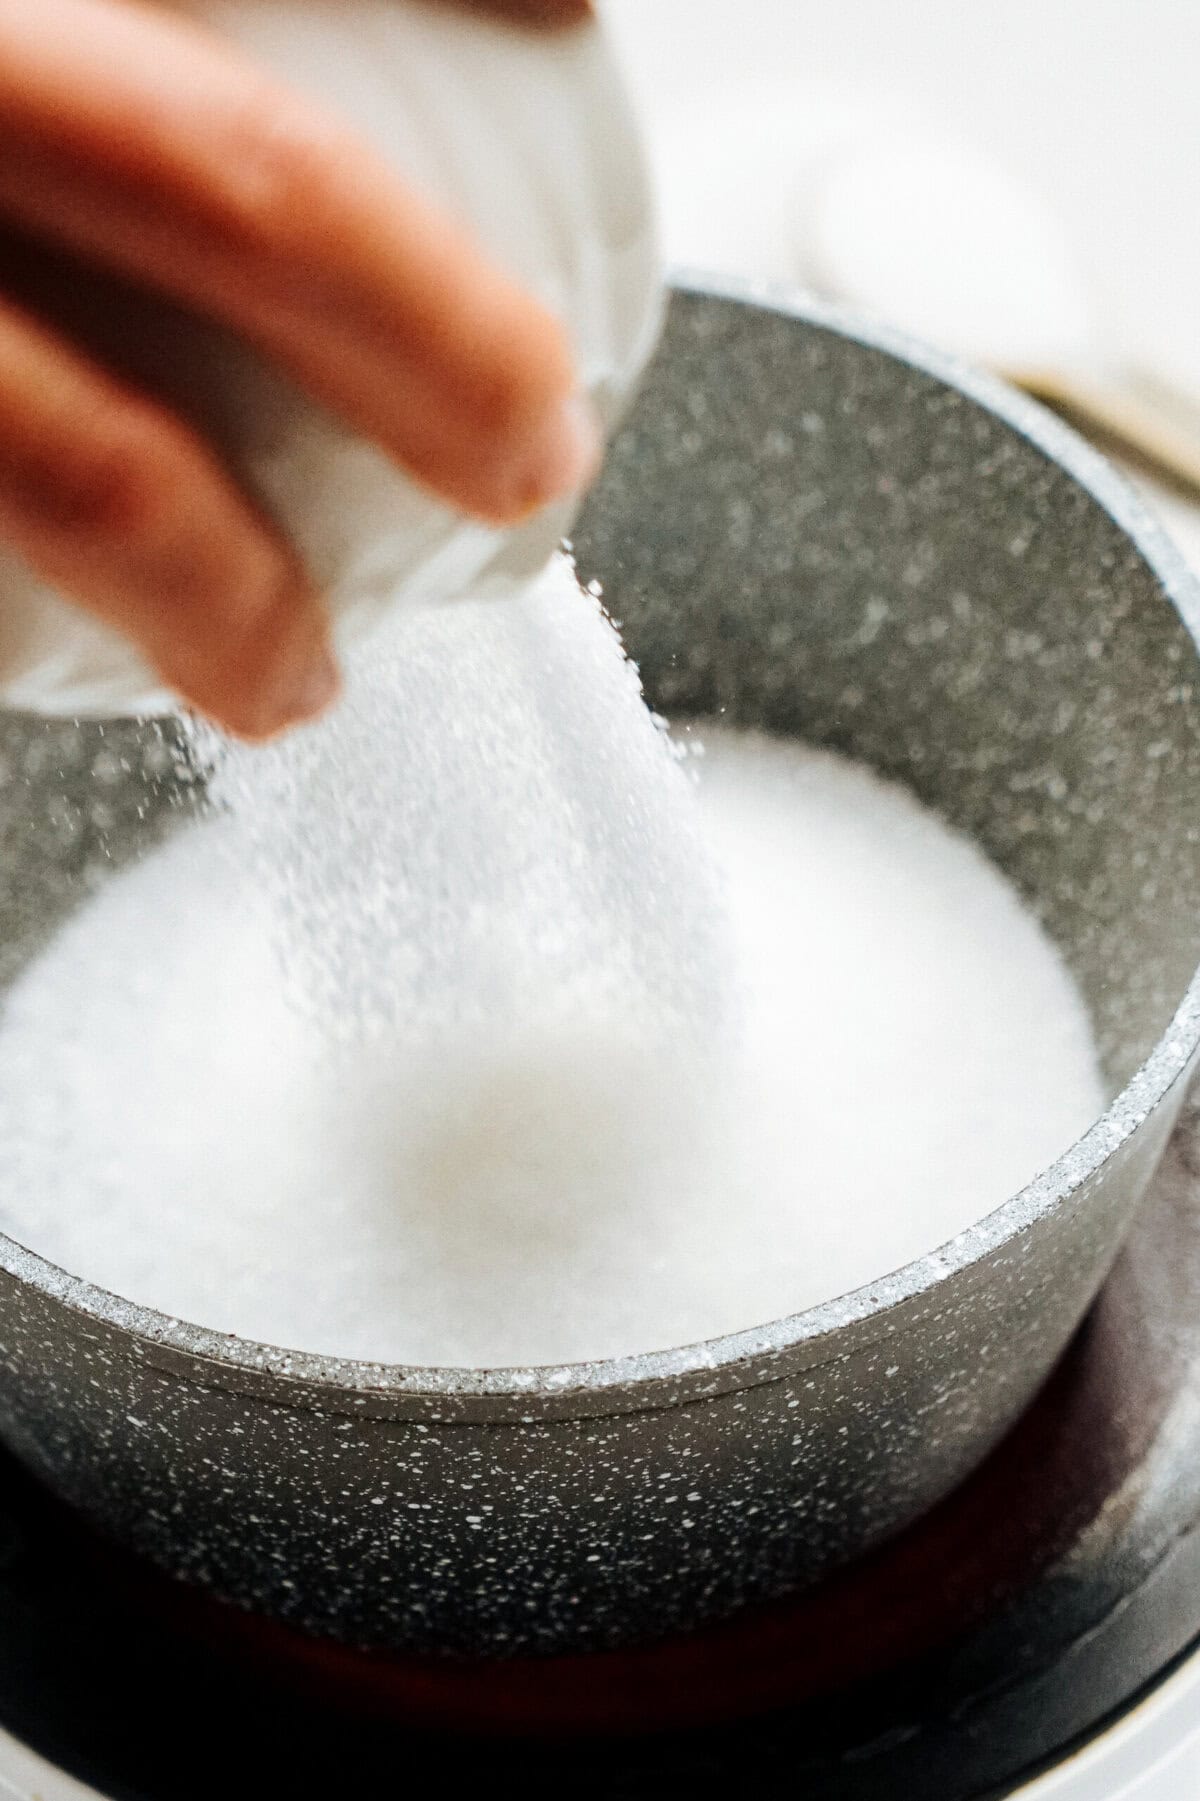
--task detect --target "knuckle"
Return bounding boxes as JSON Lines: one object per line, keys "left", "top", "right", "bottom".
{"left": 221, "top": 88, "right": 346, "bottom": 257}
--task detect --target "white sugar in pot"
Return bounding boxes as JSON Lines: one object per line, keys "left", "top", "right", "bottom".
{"left": 0, "top": 285, "right": 1198, "bottom": 1657}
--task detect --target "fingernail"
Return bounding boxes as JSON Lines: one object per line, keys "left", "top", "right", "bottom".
{"left": 512, "top": 391, "right": 602, "bottom": 516}
{"left": 260, "top": 622, "right": 341, "bottom": 737}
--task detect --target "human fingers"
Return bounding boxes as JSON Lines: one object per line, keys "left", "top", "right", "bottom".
{"left": 0, "top": 0, "right": 598, "bottom": 525}
{"left": 0, "top": 290, "right": 338, "bottom": 738}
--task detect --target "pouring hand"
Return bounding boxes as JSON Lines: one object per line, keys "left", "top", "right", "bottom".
{"left": 0, "top": 0, "right": 598, "bottom": 739}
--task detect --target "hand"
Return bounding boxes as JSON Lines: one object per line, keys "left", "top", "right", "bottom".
{"left": 0, "top": 0, "right": 598, "bottom": 737}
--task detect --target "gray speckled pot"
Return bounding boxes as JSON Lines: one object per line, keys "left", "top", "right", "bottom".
{"left": 0, "top": 283, "right": 1199, "bottom": 1658}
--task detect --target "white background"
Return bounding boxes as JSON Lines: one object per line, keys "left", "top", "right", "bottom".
{"left": 607, "top": 0, "right": 1200, "bottom": 396}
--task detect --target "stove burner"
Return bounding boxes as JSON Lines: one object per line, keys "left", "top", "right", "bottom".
{"left": 3, "top": 1096, "right": 1200, "bottom": 1798}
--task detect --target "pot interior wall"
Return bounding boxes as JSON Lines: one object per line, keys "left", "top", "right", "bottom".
{"left": 575, "top": 292, "right": 1200, "bottom": 1093}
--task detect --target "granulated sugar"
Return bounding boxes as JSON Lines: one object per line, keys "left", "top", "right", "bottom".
{"left": 0, "top": 574, "right": 1103, "bottom": 1366}
{"left": 199, "top": 556, "right": 733, "bottom": 1054}
{"left": 690, "top": 726, "right": 1104, "bottom": 1303}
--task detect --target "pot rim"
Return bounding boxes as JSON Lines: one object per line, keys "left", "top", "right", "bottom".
{"left": 3, "top": 273, "right": 1199, "bottom": 1413}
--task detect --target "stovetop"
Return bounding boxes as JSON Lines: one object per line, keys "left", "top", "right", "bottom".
{"left": 3, "top": 1094, "right": 1200, "bottom": 1800}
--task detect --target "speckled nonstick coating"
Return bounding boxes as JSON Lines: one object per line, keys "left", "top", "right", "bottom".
{"left": 0, "top": 282, "right": 1197, "bottom": 1657}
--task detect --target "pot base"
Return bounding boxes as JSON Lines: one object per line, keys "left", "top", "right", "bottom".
{"left": 5, "top": 1090, "right": 1200, "bottom": 1796}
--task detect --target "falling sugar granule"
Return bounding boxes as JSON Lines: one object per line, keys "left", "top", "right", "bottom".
{"left": 0, "top": 566, "right": 1103, "bottom": 1366}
